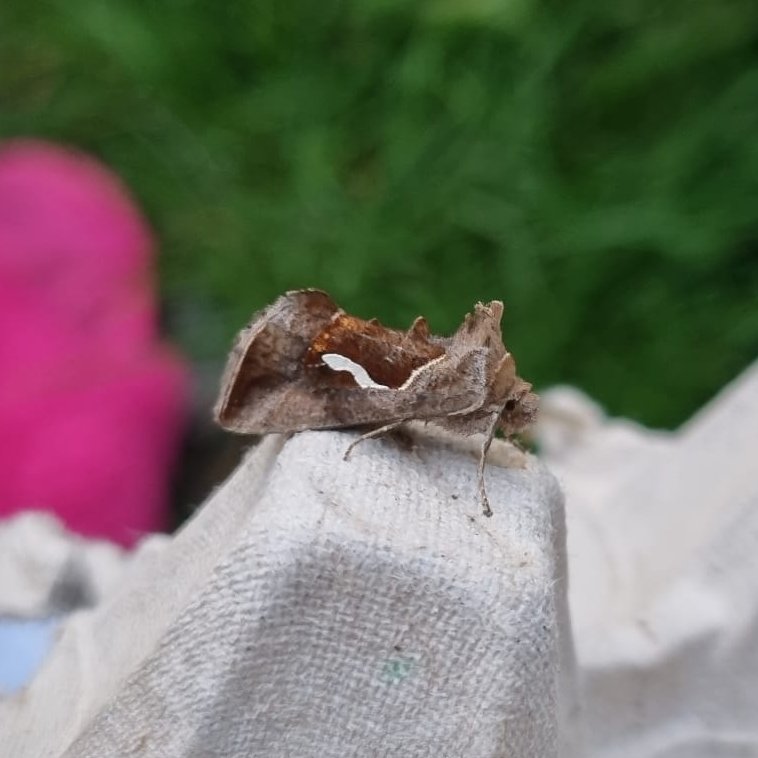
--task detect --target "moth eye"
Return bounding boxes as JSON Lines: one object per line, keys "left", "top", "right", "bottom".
{"left": 504, "top": 399, "right": 517, "bottom": 412}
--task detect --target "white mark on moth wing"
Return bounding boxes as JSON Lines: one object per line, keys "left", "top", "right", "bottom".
{"left": 321, "top": 353, "right": 390, "bottom": 390}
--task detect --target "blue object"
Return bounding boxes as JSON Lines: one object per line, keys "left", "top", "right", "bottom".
{"left": 0, "top": 617, "right": 59, "bottom": 695}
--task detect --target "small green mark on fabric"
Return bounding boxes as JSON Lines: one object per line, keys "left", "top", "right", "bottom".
{"left": 381, "top": 658, "right": 413, "bottom": 684}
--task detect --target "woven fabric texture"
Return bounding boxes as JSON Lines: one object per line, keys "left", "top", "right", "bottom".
{"left": 1, "top": 428, "right": 570, "bottom": 758}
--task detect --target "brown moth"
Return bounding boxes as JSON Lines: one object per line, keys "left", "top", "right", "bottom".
{"left": 214, "top": 289, "right": 538, "bottom": 516}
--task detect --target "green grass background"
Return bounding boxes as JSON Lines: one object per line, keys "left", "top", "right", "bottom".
{"left": 3, "top": 0, "right": 757, "bottom": 427}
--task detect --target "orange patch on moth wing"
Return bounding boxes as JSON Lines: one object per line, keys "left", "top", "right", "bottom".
{"left": 304, "top": 313, "right": 445, "bottom": 389}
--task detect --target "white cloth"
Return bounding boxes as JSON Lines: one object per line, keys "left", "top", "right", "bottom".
{"left": 536, "top": 361, "right": 758, "bottom": 757}
{"left": 8, "top": 360, "right": 755, "bottom": 757}
{"left": 0, "top": 428, "right": 572, "bottom": 758}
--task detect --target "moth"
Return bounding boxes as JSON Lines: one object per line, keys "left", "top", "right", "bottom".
{"left": 214, "top": 289, "right": 538, "bottom": 516}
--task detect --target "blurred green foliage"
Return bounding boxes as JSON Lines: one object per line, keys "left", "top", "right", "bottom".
{"left": 2, "top": 0, "right": 757, "bottom": 427}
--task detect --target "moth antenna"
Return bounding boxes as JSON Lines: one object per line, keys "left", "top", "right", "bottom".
{"left": 368, "top": 317, "right": 380, "bottom": 326}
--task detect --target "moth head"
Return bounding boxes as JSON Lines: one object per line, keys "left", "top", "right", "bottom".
{"left": 499, "top": 381, "right": 539, "bottom": 436}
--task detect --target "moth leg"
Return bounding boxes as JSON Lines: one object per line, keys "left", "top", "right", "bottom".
{"left": 343, "top": 421, "right": 406, "bottom": 461}
{"left": 477, "top": 411, "right": 502, "bottom": 518}
{"left": 507, "top": 434, "right": 528, "bottom": 453}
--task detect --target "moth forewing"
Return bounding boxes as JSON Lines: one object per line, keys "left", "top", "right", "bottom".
{"left": 214, "top": 290, "right": 539, "bottom": 515}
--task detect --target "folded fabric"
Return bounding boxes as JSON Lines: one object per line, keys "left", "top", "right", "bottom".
{"left": 0, "top": 428, "right": 574, "bottom": 758}
{"left": 537, "top": 360, "right": 758, "bottom": 757}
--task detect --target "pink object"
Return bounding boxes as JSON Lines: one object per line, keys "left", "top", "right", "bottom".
{"left": 0, "top": 141, "right": 188, "bottom": 546}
